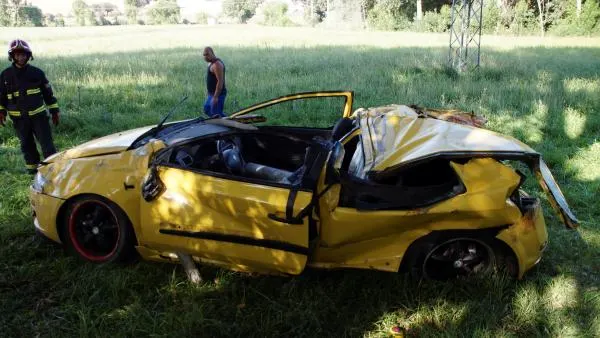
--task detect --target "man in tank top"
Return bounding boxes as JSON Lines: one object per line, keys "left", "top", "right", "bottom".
{"left": 202, "top": 47, "right": 227, "bottom": 118}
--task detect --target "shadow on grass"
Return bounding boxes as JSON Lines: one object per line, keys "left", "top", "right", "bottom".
{"left": 0, "top": 44, "right": 599, "bottom": 336}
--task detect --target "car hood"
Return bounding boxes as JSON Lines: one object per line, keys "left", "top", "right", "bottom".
{"left": 44, "top": 126, "right": 154, "bottom": 162}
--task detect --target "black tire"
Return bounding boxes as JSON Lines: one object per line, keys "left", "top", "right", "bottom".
{"left": 404, "top": 235, "right": 517, "bottom": 281}
{"left": 62, "top": 195, "right": 136, "bottom": 264}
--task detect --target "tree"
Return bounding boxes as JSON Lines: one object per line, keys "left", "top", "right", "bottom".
{"left": 534, "top": 0, "right": 551, "bottom": 36}
{"left": 72, "top": 0, "right": 88, "bottom": 26}
{"left": 125, "top": 0, "right": 138, "bottom": 24}
{"left": 86, "top": 7, "right": 97, "bottom": 25}
{"left": 90, "top": 2, "right": 119, "bottom": 25}
{"left": 7, "top": 0, "right": 23, "bottom": 26}
{"left": 196, "top": 11, "right": 209, "bottom": 24}
{"left": 90, "top": 2, "right": 118, "bottom": 17}
{"left": 297, "top": 0, "right": 327, "bottom": 24}
{"left": 18, "top": 5, "right": 43, "bottom": 26}
{"left": 223, "top": 0, "right": 263, "bottom": 23}
{"left": 125, "top": 0, "right": 151, "bottom": 25}
{"left": 366, "top": 0, "right": 415, "bottom": 30}
{"left": 148, "top": 0, "right": 180, "bottom": 24}
{"left": 323, "top": 0, "right": 365, "bottom": 29}
{"left": 44, "top": 13, "right": 66, "bottom": 27}
{"left": 0, "top": 0, "right": 10, "bottom": 26}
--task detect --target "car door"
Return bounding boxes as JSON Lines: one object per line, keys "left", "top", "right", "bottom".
{"left": 139, "top": 160, "right": 314, "bottom": 275}
{"left": 228, "top": 90, "right": 354, "bottom": 127}
{"left": 137, "top": 91, "right": 351, "bottom": 275}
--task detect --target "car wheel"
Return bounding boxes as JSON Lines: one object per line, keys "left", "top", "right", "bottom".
{"left": 406, "top": 236, "right": 516, "bottom": 281}
{"left": 421, "top": 237, "right": 495, "bottom": 280}
{"left": 63, "top": 195, "right": 136, "bottom": 263}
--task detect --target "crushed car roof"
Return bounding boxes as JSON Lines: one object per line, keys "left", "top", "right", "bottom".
{"left": 349, "top": 105, "right": 538, "bottom": 178}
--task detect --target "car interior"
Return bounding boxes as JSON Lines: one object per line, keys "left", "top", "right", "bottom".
{"left": 162, "top": 118, "right": 354, "bottom": 186}
{"left": 162, "top": 116, "right": 464, "bottom": 209}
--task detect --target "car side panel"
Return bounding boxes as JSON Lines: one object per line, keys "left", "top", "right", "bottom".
{"left": 36, "top": 141, "right": 162, "bottom": 243}
{"left": 313, "top": 158, "right": 524, "bottom": 271}
{"left": 496, "top": 199, "right": 548, "bottom": 278}
{"left": 310, "top": 228, "right": 431, "bottom": 272}
{"left": 30, "top": 190, "right": 64, "bottom": 243}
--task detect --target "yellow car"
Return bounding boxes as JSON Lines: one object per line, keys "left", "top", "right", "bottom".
{"left": 30, "top": 91, "right": 578, "bottom": 280}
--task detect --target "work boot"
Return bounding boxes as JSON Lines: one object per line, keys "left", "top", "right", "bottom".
{"left": 25, "top": 164, "right": 38, "bottom": 175}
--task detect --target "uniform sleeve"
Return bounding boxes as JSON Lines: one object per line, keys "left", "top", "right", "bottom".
{"left": 39, "top": 70, "right": 59, "bottom": 114}
{"left": 0, "top": 72, "right": 7, "bottom": 116}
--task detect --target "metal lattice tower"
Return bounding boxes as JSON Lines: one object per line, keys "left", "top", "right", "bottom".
{"left": 448, "top": 0, "right": 484, "bottom": 71}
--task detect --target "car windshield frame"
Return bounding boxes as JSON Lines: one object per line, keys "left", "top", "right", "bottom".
{"left": 228, "top": 91, "right": 354, "bottom": 120}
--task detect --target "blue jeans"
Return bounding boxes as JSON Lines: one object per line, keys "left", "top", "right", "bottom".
{"left": 203, "top": 93, "right": 227, "bottom": 118}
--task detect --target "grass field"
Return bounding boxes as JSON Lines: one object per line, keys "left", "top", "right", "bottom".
{"left": 0, "top": 25, "right": 599, "bottom": 337}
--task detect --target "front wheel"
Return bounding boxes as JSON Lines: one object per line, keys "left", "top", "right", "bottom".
{"left": 63, "top": 195, "right": 136, "bottom": 263}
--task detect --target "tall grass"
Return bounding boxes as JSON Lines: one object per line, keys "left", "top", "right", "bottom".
{"left": 0, "top": 25, "right": 599, "bottom": 337}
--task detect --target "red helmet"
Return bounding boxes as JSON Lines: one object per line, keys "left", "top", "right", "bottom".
{"left": 8, "top": 39, "right": 34, "bottom": 62}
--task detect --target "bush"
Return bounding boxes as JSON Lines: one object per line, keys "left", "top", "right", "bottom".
{"left": 321, "top": 0, "right": 364, "bottom": 30}
{"left": 86, "top": 9, "right": 97, "bottom": 26}
{"left": 509, "top": 0, "right": 535, "bottom": 35}
{"left": 148, "top": 0, "right": 180, "bottom": 25}
{"left": 414, "top": 5, "right": 451, "bottom": 33}
{"left": 367, "top": 2, "right": 412, "bottom": 31}
{"left": 222, "top": 0, "right": 262, "bottom": 23}
{"left": 46, "top": 14, "right": 66, "bottom": 27}
{"left": 262, "top": 2, "right": 294, "bottom": 26}
{"left": 196, "top": 11, "right": 209, "bottom": 24}
{"left": 550, "top": 0, "right": 600, "bottom": 36}
{"left": 482, "top": 2, "right": 502, "bottom": 34}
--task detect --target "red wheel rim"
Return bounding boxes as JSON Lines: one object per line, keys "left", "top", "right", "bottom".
{"left": 68, "top": 200, "right": 121, "bottom": 262}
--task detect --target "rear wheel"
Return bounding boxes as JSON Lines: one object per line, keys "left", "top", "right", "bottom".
{"left": 405, "top": 235, "right": 517, "bottom": 281}
{"left": 63, "top": 195, "right": 136, "bottom": 263}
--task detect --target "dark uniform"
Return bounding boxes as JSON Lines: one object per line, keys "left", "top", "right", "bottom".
{"left": 0, "top": 62, "right": 60, "bottom": 172}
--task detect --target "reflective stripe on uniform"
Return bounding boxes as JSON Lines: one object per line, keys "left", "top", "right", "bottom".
{"left": 26, "top": 88, "right": 41, "bottom": 95}
{"left": 29, "top": 105, "right": 46, "bottom": 115}
{"left": 7, "top": 104, "right": 47, "bottom": 117}
{"left": 47, "top": 103, "right": 59, "bottom": 109}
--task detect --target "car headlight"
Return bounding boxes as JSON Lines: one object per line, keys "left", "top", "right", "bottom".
{"left": 31, "top": 172, "right": 48, "bottom": 193}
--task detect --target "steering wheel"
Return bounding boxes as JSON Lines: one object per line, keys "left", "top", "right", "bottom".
{"left": 216, "top": 137, "right": 246, "bottom": 175}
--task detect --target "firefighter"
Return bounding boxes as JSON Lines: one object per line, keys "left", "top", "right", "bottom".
{"left": 0, "top": 39, "right": 60, "bottom": 174}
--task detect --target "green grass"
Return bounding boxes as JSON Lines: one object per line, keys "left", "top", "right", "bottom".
{"left": 1, "top": 25, "right": 599, "bottom": 337}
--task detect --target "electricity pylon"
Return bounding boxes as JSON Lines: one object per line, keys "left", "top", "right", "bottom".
{"left": 448, "top": 0, "right": 484, "bottom": 71}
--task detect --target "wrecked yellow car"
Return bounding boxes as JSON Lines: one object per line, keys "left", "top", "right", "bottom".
{"left": 30, "top": 91, "right": 578, "bottom": 280}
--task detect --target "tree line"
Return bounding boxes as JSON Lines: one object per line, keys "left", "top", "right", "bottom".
{"left": 0, "top": 0, "right": 598, "bottom": 36}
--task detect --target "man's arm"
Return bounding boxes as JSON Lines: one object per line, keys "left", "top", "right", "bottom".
{"left": 211, "top": 61, "right": 225, "bottom": 97}
{"left": 0, "top": 72, "right": 7, "bottom": 126}
{"left": 39, "top": 70, "right": 59, "bottom": 114}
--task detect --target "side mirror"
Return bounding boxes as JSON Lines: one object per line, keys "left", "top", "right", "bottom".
{"left": 325, "top": 141, "right": 345, "bottom": 185}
